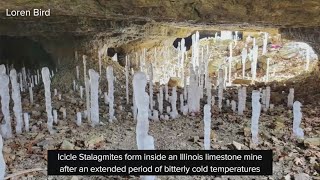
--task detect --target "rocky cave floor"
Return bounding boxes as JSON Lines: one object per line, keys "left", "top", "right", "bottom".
{"left": 1, "top": 48, "right": 320, "bottom": 180}
{"left": 2, "top": 76, "right": 320, "bottom": 180}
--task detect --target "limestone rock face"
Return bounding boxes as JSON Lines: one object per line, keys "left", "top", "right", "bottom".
{"left": 167, "top": 77, "right": 181, "bottom": 88}
{"left": 1, "top": 0, "right": 319, "bottom": 27}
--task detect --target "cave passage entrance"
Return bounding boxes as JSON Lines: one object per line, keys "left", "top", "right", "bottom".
{"left": 0, "top": 36, "right": 55, "bottom": 70}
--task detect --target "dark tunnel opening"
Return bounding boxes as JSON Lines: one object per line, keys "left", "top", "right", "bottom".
{"left": 173, "top": 31, "right": 243, "bottom": 51}
{"left": 0, "top": 36, "right": 55, "bottom": 70}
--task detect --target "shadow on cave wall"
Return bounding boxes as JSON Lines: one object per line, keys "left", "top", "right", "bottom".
{"left": 0, "top": 36, "right": 55, "bottom": 70}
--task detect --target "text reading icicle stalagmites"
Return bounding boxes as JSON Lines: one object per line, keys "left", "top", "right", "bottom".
{"left": 48, "top": 150, "right": 273, "bottom": 176}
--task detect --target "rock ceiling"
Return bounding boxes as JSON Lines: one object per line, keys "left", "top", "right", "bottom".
{"left": 0, "top": 0, "right": 319, "bottom": 55}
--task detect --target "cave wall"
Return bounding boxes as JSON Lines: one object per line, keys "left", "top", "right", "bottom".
{"left": 1, "top": 0, "right": 319, "bottom": 27}
{"left": 280, "top": 27, "right": 320, "bottom": 55}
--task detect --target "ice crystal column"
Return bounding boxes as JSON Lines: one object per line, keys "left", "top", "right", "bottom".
{"left": 149, "top": 63, "right": 154, "bottom": 110}
{"left": 238, "top": 87, "right": 245, "bottom": 115}
{"left": 85, "top": 77, "right": 91, "bottom": 122}
{"left": 24, "top": 113, "right": 29, "bottom": 132}
{"left": 9, "top": 69, "right": 23, "bottom": 134}
{"left": 206, "top": 81, "right": 212, "bottom": 106}
{"left": 29, "top": 86, "right": 33, "bottom": 104}
{"left": 76, "top": 112, "right": 82, "bottom": 126}
{"left": 228, "top": 43, "right": 233, "bottom": 84}
{"left": 98, "top": 51, "right": 102, "bottom": 76}
{"left": 165, "top": 84, "right": 169, "bottom": 101}
{"left": 83, "top": 55, "right": 87, "bottom": 82}
{"left": 287, "top": 88, "right": 294, "bottom": 108}
{"left": 293, "top": 101, "right": 304, "bottom": 138}
{"left": 262, "top": 89, "right": 266, "bottom": 106}
{"left": 158, "top": 86, "right": 164, "bottom": 114}
{"left": 42, "top": 67, "right": 54, "bottom": 134}
{"left": 241, "top": 48, "right": 247, "bottom": 78}
{"left": 22, "top": 67, "right": 27, "bottom": 90}
{"left": 251, "top": 90, "right": 261, "bottom": 144}
{"left": 231, "top": 100, "right": 236, "bottom": 112}
{"left": 262, "top": 32, "right": 268, "bottom": 55}
{"left": 62, "top": 108, "right": 67, "bottom": 119}
{"left": 80, "top": 86, "right": 83, "bottom": 99}
{"left": 203, "top": 104, "right": 211, "bottom": 150}
{"left": 188, "top": 68, "right": 200, "bottom": 113}
{"left": 251, "top": 45, "right": 258, "bottom": 81}
{"left": 218, "top": 69, "right": 224, "bottom": 111}
{"left": 133, "top": 72, "right": 151, "bottom": 150}
{"left": 0, "top": 134, "right": 5, "bottom": 179}
{"left": 265, "top": 86, "right": 271, "bottom": 110}
{"left": 266, "top": 58, "right": 270, "bottom": 82}
{"left": 180, "top": 94, "right": 184, "bottom": 112}
{"left": 0, "top": 64, "right": 5, "bottom": 74}
{"left": 0, "top": 73, "right": 12, "bottom": 139}
{"left": 125, "top": 56, "right": 129, "bottom": 104}
{"left": 170, "top": 87, "right": 179, "bottom": 119}
{"left": 106, "top": 66, "right": 115, "bottom": 122}
{"left": 53, "top": 110, "right": 58, "bottom": 124}
{"left": 89, "top": 69, "right": 100, "bottom": 127}
{"left": 76, "top": 66, "right": 80, "bottom": 80}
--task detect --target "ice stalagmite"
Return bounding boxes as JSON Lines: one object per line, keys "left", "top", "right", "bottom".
{"left": 266, "top": 58, "right": 270, "bottom": 82}
{"left": 19, "top": 73, "right": 23, "bottom": 92}
{"left": 228, "top": 43, "right": 233, "bottom": 84}
{"left": 149, "top": 63, "right": 154, "bottom": 110}
{"left": 188, "top": 68, "right": 200, "bottom": 113}
{"left": 231, "top": 100, "right": 236, "bottom": 113}
{"left": 0, "top": 134, "right": 5, "bottom": 179}
{"left": 133, "top": 72, "right": 152, "bottom": 149}
{"left": 165, "top": 84, "right": 169, "bottom": 101}
{"left": 0, "top": 64, "right": 5, "bottom": 74}
{"left": 251, "top": 90, "right": 261, "bottom": 144}
{"left": 76, "top": 66, "right": 79, "bottom": 80}
{"left": 262, "top": 89, "right": 266, "bottom": 106}
{"left": 293, "top": 101, "right": 304, "bottom": 138}
{"left": 203, "top": 104, "right": 211, "bottom": 150}
{"left": 22, "top": 67, "right": 27, "bottom": 90}
{"left": 251, "top": 45, "right": 258, "bottom": 81}
{"left": 62, "top": 108, "right": 67, "bottom": 119}
{"left": 183, "top": 77, "right": 188, "bottom": 100}
{"left": 288, "top": 88, "right": 294, "bottom": 108}
{"left": 106, "top": 66, "right": 115, "bottom": 122}
{"left": 98, "top": 51, "right": 102, "bottom": 76}
{"left": 158, "top": 86, "right": 163, "bottom": 114}
{"left": 206, "top": 81, "right": 212, "bottom": 106}
{"left": 89, "top": 69, "right": 100, "bottom": 127}
{"left": 85, "top": 77, "right": 91, "bottom": 122}
{"left": 238, "top": 87, "right": 245, "bottom": 115}
{"left": 28, "top": 86, "right": 33, "bottom": 105}
{"left": 262, "top": 32, "right": 268, "bottom": 55}
{"left": 24, "top": 113, "right": 29, "bottom": 132}
{"left": 53, "top": 110, "right": 58, "bottom": 124}
{"left": 125, "top": 56, "right": 129, "bottom": 104}
{"left": 180, "top": 94, "right": 184, "bottom": 112}
{"left": 83, "top": 55, "right": 87, "bottom": 82}
{"left": 218, "top": 69, "right": 224, "bottom": 111}
{"left": 10, "top": 69, "right": 23, "bottom": 134}
{"left": 80, "top": 86, "right": 83, "bottom": 99}
{"left": 42, "top": 67, "right": 54, "bottom": 134}
{"left": 0, "top": 73, "right": 12, "bottom": 139}
{"left": 170, "top": 87, "right": 179, "bottom": 119}
{"left": 241, "top": 48, "right": 247, "bottom": 78}
{"left": 265, "top": 86, "right": 271, "bottom": 110}
{"left": 76, "top": 112, "right": 82, "bottom": 126}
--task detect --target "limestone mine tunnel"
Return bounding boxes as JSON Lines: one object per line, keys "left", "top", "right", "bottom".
{"left": 0, "top": 1, "right": 319, "bottom": 180}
